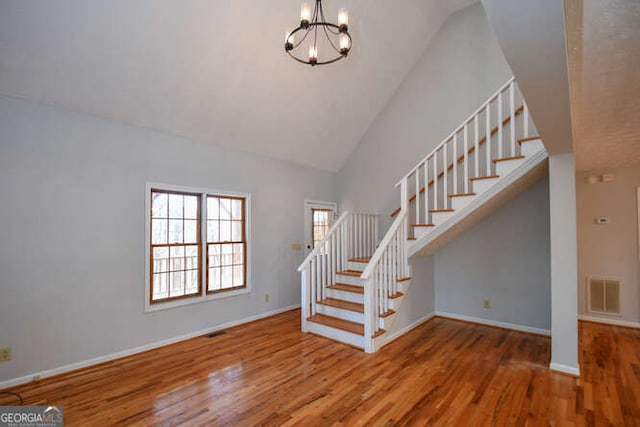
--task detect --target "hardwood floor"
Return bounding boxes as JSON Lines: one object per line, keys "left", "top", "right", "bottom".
{"left": 1, "top": 310, "right": 639, "bottom": 426}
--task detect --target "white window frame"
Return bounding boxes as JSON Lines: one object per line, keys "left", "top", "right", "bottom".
{"left": 144, "top": 182, "right": 251, "bottom": 313}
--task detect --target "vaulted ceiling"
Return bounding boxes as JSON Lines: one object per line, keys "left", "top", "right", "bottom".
{"left": 0, "top": 0, "right": 476, "bottom": 172}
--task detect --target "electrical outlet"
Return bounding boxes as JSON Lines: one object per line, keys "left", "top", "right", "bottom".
{"left": 483, "top": 299, "right": 491, "bottom": 309}
{"left": 264, "top": 294, "right": 270, "bottom": 303}
{"left": 0, "top": 347, "right": 12, "bottom": 362}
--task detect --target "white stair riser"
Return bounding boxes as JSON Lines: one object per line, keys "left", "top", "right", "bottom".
{"left": 450, "top": 195, "right": 475, "bottom": 211}
{"left": 413, "top": 227, "right": 434, "bottom": 240}
{"left": 495, "top": 158, "right": 524, "bottom": 176}
{"left": 335, "top": 274, "right": 366, "bottom": 286}
{"left": 316, "top": 304, "right": 364, "bottom": 323}
{"left": 431, "top": 211, "right": 453, "bottom": 225}
{"left": 347, "top": 261, "right": 368, "bottom": 270}
{"left": 379, "top": 312, "right": 397, "bottom": 330}
{"left": 326, "top": 288, "right": 364, "bottom": 304}
{"left": 521, "top": 139, "right": 544, "bottom": 157}
{"left": 470, "top": 177, "right": 500, "bottom": 195}
{"left": 305, "top": 321, "right": 364, "bottom": 349}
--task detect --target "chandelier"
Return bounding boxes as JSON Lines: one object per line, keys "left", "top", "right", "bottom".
{"left": 284, "top": 0, "right": 352, "bottom": 66}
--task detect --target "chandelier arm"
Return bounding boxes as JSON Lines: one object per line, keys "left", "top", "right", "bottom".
{"left": 290, "top": 26, "right": 311, "bottom": 49}
{"left": 321, "top": 23, "right": 342, "bottom": 54}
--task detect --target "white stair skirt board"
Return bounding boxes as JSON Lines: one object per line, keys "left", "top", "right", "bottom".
{"left": 450, "top": 194, "right": 475, "bottom": 211}
{"left": 315, "top": 303, "right": 364, "bottom": 323}
{"left": 578, "top": 314, "right": 640, "bottom": 329}
{"left": 0, "top": 304, "right": 301, "bottom": 390}
{"left": 326, "top": 288, "right": 363, "bottom": 304}
{"left": 410, "top": 146, "right": 548, "bottom": 257}
{"left": 374, "top": 313, "right": 436, "bottom": 352}
{"left": 435, "top": 311, "right": 551, "bottom": 336}
{"left": 550, "top": 362, "right": 581, "bottom": 377}
{"left": 306, "top": 320, "right": 365, "bottom": 349}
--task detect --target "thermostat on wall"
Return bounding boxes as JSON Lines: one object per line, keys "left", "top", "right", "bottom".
{"left": 595, "top": 217, "right": 610, "bottom": 224}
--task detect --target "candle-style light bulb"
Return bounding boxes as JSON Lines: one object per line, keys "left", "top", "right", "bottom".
{"left": 339, "top": 33, "right": 350, "bottom": 55}
{"left": 338, "top": 8, "right": 349, "bottom": 32}
{"left": 309, "top": 45, "right": 318, "bottom": 65}
{"left": 301, "top": 3, "right": 311, "bottom": 27}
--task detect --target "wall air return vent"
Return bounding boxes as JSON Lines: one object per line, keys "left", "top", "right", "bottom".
{"left": 588, "top": 278, "right": 621, "bottom": 315}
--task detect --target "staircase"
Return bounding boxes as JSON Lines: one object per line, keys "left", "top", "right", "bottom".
{"left": 298, "top": 77, "right": 548, "bottom": 353}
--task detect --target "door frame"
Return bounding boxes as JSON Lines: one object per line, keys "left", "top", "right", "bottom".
{"left": 304, "top": 200, "right": 337, "bottom": 256}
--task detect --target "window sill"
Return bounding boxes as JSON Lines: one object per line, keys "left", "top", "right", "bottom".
{"left": 144, "top": 287, "right": 250, "bottom": 313}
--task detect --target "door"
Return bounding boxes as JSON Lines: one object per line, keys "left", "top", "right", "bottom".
{"left": 304, "top": 200, "right": 337, "bottom": 256}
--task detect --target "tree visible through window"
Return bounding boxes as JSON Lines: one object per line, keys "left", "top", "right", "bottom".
{"left": 312, "top": 208, "right": 332, "bottom": 249}
{"left": 148, "top": 187, "right": 248, "bottom": 306}
{"left": 150, "top": 190, "right": 201, "bottom": 302}
{"left": 207, "top": 196, "right": 246, "bottom": 293}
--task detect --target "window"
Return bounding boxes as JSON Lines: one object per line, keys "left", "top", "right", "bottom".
{"left": 146, "top": 184, "right": 250, "bottom": 311}
{"left": 206, "top": 196, "right": 246, "bottom": 293}
{"left": 312, "top": 208, "right": 332, "bottom": 248}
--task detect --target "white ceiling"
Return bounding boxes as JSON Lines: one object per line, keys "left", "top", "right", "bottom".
{"left": 0, "top": 0, "right": 476, "bottom": 172}
{"left": 566, "top": 0, "right": 640, "bottom": 171}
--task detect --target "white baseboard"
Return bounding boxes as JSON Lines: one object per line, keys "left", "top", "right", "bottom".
{"left": 435, "top": 311, "right": 551, "bottom": 336}
{"left": 550, "top": 362, "right": 580, "bottom": 377}
{"left": 578, "top": 314, "right": 640, "bottom": 329}
{"left": 0, "top": 305, "right": 300, "bottom": 390}
{"left": 381, "top": 312, "right": 436, "bottom": 347}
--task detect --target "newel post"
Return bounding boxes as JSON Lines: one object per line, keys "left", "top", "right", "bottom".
{"left": 364, "top": 276, "right": 375, "bottom": 353}
{"left": 301, "top": 266, "right": 309, "bottom": 332}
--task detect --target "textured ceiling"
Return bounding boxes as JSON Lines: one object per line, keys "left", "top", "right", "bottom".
{"left": 0, "top": 0, "right": 476, "bottom": 172}
{"left": 566, "top": 0, "right": 640, "bottom": 171}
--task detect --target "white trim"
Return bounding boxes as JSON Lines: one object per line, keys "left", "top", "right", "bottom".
{"left": 0, "top": 305, "right": 299, "bottom": 390}
{"left": 435, "top": 311, "right": 551, "bottom": 336}
{"left": 144, "top": 182, "right": 252, "bottom": 313}
{"left": 579, "top": 314, "right": 640, "bottom": 329}
{"left": 380, "top": 312, "right": 436, "bottom": 348}
{"left": 549, "top": 362, "right": 580, "bottom": 377}
{"left": 637, "top": 187, "right": 640, "bottom": 263}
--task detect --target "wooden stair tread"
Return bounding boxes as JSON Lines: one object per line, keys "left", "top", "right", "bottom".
{"left": 518, "top": 136, "right": 540, "bottom": 144}
{"left": 308, "top": 314, "right": 363, "bottom": 335}
{"left": 348, "top": 257, "right": 371, "bottom": 263}
{"left": 389, "top": 292, "right": 404, "bottom": 299}
{"left": 408, "top": 237, "right": 416, "bottom": 241}
{"left": 380, "top": 309, "right": 396, "bottom": 318}
{"left": 470, "top": 175, "right": 500, "bottom": 181}
{"left": 493, "top": 155, "right": 525, "bottom": 163}
{"left": 318, "top": 297, "right": 364, "bottom": 313}
{"left": 336, "top": 270, "right": 363, "bottom": 277}
{"left": 308, "top": 314, "right": 386, "bottom": 338}
{"left": 390, "top": 105, "right": 525, "bottom": 217}
{"left": 397, "top": 277, "right": 411, "bottom": 282}
{"left": 429, "top": 209, "right": 454, "bottom": 213}
{"left": 412, "top": 223, "right": 435, "bottom": 227}
{"left": 449, "top": 193, "right": 476, "bottom": 198}
{"left": 327, "top": 283, "right": 364, "bottom": 294}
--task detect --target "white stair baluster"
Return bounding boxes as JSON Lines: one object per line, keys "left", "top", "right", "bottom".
{"left": 463, "top": 124, "right": 469, "bottom": 193}
{"left": 474, "top": 115, "right": 479, "bottom": 178}
{"left": 510, "top": 81, "right": 516, "bottom": 157}
{"left": 433, "top": 150, "right": 438, "bottom": 211}
{"left": 453, "top": 135, "right": 458, "bottom": 196}
{"left": 485, "top": 103, "right": 491, "bottom": 176}
{"left": 424, "top": 160, "right": 429, "bottom": 223}
{"left": 415, "top": 170, "right": 420, "bottom": 225}
{"left": 524, "top": 103, "right": 529, "bottom": 139}
{"left": 443, "top": 142, "right": 448, "bottom": 207}
{"left": 498, "top": 92, "right": 503, "bottom": 159}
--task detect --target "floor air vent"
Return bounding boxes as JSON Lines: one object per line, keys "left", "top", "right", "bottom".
{"left": 206, "top": 331, "right": 226, "bottom": 338}
{"left": 588, "top": 278, "right": 621, "bottom": 315}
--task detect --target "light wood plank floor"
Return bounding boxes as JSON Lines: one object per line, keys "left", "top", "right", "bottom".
{"left": 1, "top": 310, "right": 639, "bottom": 426}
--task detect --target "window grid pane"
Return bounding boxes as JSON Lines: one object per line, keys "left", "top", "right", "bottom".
{"left": 150, "top": 189, "right": 201, "bottom": 303}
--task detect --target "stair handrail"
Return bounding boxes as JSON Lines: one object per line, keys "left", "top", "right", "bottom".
{"left": 297, "top": 211, "right": 349, "bottom": 272}
{"left": 395, "top": 76, "right": 516, "bottom": 187}
{"left": 360, "top": 210, "right": 406, "bottom": 280}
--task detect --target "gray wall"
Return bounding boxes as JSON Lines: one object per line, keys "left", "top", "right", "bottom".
{"left": 435, "top": 178, "right": 551, "bottom": 330}
{"left": 0, "top": 95, "right": 337, "bottom": 383}
{"left": 577, "top": 166, "right": 640, "bottom": 323}
{"left": 337, "top": 3, "right": 513, "bottom": 230}
{"left": 337, "top": 4, "right": 553, "bottom": 332}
